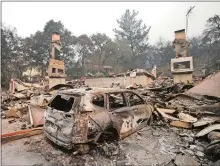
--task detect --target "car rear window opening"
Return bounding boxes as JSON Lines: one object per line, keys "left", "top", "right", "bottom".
{"left": 48, "top": 95, "right": 75, "bottom": 112}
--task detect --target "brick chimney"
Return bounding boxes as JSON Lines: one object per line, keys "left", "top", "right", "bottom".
{"left": 50, "top": 31, "right": 61, "bottom": 59}
{"left": 174, "top": 29, "right": 186, "bottom": 40}
{"left": 173, "top": 29, "right": 189, "bottom": 58}
{"left": 52, "top": 31, "right": 61, "bottom": 45}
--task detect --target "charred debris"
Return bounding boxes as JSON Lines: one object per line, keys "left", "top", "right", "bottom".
{"left": 2, "top": 71, "right": 220, "bottom": 164}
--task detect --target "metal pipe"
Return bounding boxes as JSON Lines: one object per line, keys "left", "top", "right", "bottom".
{"left": 185, "top": 6, "right": 195, "bottom": 39}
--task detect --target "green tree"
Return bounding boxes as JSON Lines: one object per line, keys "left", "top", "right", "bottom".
{"left": 202, "top": 15, "right": 220, "bottom": 69}
{"left": 113, "top": 9, "right": 151, "bottom": 68}
{"left": 113, "top": 39, "right": 132, "bottom": 70}
{"left": 74, "top": 34, "right": 94, "bottom": 75}
{"left": 90, "top": 33, "right": 117, "bottom": 67}
{"left": 203, "top": 15, "right": 220, "bottom": 43}
{"left": 1, "top": 25, "right": 27, "bottom": 88}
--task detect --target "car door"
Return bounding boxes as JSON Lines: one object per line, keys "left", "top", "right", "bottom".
{"left": 107, "top": 92, "right": 134, "bottom": 139}
{"left": 125, "top": 92, "right": 151, "bottom": 132}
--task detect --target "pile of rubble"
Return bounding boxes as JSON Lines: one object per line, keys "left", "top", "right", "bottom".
{"left": 1, "top": 79, "right": 75, "bottom": 132}
{"left": 132, "top": 73, "right": 220, "bottom": 164}
{"left": 1, "top": 71, "right": 220, "bottom": 165}
{"left": 117, "top": 71, "right": 220, "bottom": 164}
{"left": 1, "top": 77, "right": 88, "bottom": 134}
{"left": 135, "top": 76, "right": 193, "bottom": 106}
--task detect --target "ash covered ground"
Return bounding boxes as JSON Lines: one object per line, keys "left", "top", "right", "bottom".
{"left": 2, "top": 122, "right": 216, "bottom": 166}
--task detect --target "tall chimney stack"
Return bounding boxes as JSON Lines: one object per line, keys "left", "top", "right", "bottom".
{"left": 173, "top": 29, "right": 189, "bottom": 58}
{"left": 50, "top": 31, "right": 61, "bottom": 59}
{"left": 171, "top": 29, "right": 193, "bottom": 84}
{"left": 52, "top": 31, "right": 61, "bottom": 44}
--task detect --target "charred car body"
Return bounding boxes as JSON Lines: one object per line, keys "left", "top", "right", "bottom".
{"left": 44, "top": 88, "right": 153, "bottom": 151}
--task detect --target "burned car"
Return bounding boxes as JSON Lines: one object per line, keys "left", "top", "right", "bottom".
{"left": 44, "top": 88, "right": 153, "bottom": 152}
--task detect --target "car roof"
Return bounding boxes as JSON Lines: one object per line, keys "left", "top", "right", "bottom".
{"left": 58, "top": 87, "right": 133, "bottom": 95}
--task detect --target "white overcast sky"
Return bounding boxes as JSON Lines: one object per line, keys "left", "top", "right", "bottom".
{"left": 2, "top": 2, "right": 220, "bottom": 44}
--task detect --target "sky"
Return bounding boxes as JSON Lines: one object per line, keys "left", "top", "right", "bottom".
{"left": 2, "top": 2, "right": 220, "bottom": 44}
